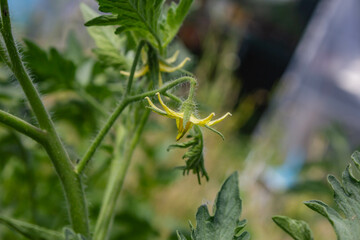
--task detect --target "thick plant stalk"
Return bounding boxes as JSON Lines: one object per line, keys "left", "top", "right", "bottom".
{"left": 0, "top": 0, "right": 90, "bottom": 237}
{"left": 93, "top": 110, "right": 150, "bottom": 240}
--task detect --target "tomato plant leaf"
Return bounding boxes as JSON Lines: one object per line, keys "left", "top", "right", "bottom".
{"left": 272, "top": 216, "right": 313, "bottom": 240}
{"left": 80, "top": 3, "right": 129, "bottom": 69}
{"left": 24, "top": 40, "right": 76, "bottom": 91}
{"left": 162, "top": 0, "right": 193, "bottom": 47}
{"left": 85, "top": 0, "right": 164, "bottom": 48}
{"left": 275, "top": 151, "right": 360, "bottom": 240}
{"left": 177, "top": 172, "right": 249, "bottom": 240}
{"left": 85, "top": 0, "right": 193, "bottom": 50}
{"left": 0, "top": 216, "right": 63, "bottom": 240}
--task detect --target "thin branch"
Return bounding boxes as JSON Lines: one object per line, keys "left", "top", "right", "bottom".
{"left": 76, "top": 99, "right": 129, "bottom": 174}
{"left": 0, "top": 109, "right": 46, "bottom": 143}
{"left": 127, "top": 76, "right": 196, "bottom": 102}
{"left": 125, "top": 40, "right": 146, "bottom": 96}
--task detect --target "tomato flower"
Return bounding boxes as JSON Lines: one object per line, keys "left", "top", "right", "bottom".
{"left": 120, "top": 50, "right": 190, "bottom": 85}
{"left": 145, "top": 92, "right": 231, "bottom": 140}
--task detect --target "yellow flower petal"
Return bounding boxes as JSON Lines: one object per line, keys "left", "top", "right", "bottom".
{"left": 176, "top": 121, "right": 193, "bottom": 141}
{"left": 190, "top": 113, "right": 215, "bottom": 126}
{"left": 207, "top": 112, "right": 232, "bottom": 126}
{"left": 120, "top": 65, "right": 149, "bottom": 78}
{"left": 166, "top": 50, "right": 180, "bottom": 64}
{"left": 156, "top": 92, "right": 182, "bottom": 118}
{"left": 145, "top": 96, "right": 167, "bottom": 115}
{"left": 159, "top": 57, "right": 190, "bottom": 73}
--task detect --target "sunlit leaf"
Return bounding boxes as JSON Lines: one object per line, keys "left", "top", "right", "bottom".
{"left": 80, "top": 3, "right": 129, "bottom": 69}
{"left": 85, "top": 0, "right": 163, "bottom": 48}
{"left": 162, "top": 0, "right": 193, "bottom": 47}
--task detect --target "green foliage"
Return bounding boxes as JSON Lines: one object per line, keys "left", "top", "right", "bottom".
{"left": 80, "top": 3, "right": 129, "bottom": 69}
{"left": 272, "top": 216, "right": 313, "bottom": 240}
{"left": 85, "top": 0, "right": 193, "bottom": 50}
{"left": 275, "top": 151, "right": 360, "bottom": 240}
{"left": 162, "top": 0, "right": 194, "bottom": 47}
{"left": 86, "top": 0, "right": 164, "bottom": 48}
{"left": 0, "top": 216, "right": 63, "bottom": 240}
{"left": 167, "top": 126, "right": 209, "bottom": 184}
{"left": 177, "top": 172, "right": 250, "bottom": 240}
{"left": 24, "top": 40, "right": 76, "bottom": 90}
{"left": 304, "top": 151, "right": 360, "bottom": 240}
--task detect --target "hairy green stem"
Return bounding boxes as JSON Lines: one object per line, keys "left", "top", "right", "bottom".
{"left": 0, "top": 1, "right": 89, "bottom": 236}
{"left": 164, "top": 92, "right": 182, "bottom": 104}
{"left": 93, "top": 109, "right": 150, "bottom": 240}
{"left": 0, "top": 109, "right": 46, "bottom": 143}
{"left": 0, "top": 39, "right": 11, "bottom": 69}
{"left": 76, "top": 41, "right": 146, "bottom": 174}
{"left": 76, "top": 99, "right": 129, "bottom": 173}
{"left": 125, "top": 40, "right": 145, "bottom": 96}
{"left": 127, "top": 76, "right": 196, "bottom": 102}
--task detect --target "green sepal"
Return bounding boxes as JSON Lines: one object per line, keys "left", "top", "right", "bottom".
{"left": 204, "top": 125, "right": 225, "bottom": 140}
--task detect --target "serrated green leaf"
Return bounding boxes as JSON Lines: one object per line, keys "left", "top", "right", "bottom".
{"left": 80, "top": 3, "right": 129, "bottom": 69}
{"left": 24, "top": 40, "right": 76, "bottom": 90}
{"left": 303, "top": 151, "right": 360, "bottom": 240}
{"left": 180, "top": 172, "right": 248, "bottom": 240}
{"left": 162, "top": 0, "right": 193, "bottom": 47}
{"left": 234, "top": 219, "right": 248, "bottom": 235}
{"left": 89, "top": 0, "right": 164, "bottom": 48}
{"left": 84, "top": 14, "right": 119, "bottom": 26}
{"left": 0, "top": 216, "right": 63, "bottom": 240}
{"left": 234, "top": 231, "right": 251, "bottom": 240}
{"left": 272, "top": 216, "right": 313, "bottom": 240}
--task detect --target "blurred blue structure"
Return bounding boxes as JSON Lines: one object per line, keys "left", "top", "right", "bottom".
{"left": 260, "top": 0, "right": 360, "bottom": 190}
{"left": 9, "top": 0, "right": 41, "bottom": 25}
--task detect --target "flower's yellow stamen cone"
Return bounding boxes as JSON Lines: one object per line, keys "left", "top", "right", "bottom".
{"left": 190, "top": 112, "right": 215, "bottom": 126}
{"left": 160, "top": 57, "right": 190, "bottom": 73}
{"left": 166, "top": 50, "right": 180, "bottom": 64}
{"left": 176, "top": 121, "right": 192, "bottom": 141}
{"left": 208, "top": 112, "right": 232, "bottom": 126}
{"left": 120, "top": 65, "right": 149, "bottom": 78}
{"left": 156, "top": 92, "right": 181, "bottom": 117}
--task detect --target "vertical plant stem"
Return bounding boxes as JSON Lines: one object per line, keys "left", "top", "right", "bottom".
{"left": 76, "top": 40, "right": 146, "bottom": 174}
{"left": 125, "top": 40, "right": 145, "bottom": 96}
{"left": 0, "top": 1, "right": 89, "bottom": 237}
{"left": 93, "top": 109, "right": 150, "bottom": 240}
